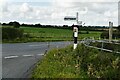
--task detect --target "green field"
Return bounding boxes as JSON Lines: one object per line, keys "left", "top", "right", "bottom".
{"left": 21, "top": 27, "right": 73, "bottom": 41}
{"left": 21, "top": 27, "right": 102, "bottom": 41}
{"left": 32, "top": 44, "right": 120, "bottom": 78}
{"left": 2, "top": 26, "right": 102, "bottom": 42}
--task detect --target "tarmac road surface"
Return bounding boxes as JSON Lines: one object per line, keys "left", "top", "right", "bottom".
{"left": 2, "top": 41, "right": 72, "bottom": 78}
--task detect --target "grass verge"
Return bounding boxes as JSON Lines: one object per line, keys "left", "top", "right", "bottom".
{"left": 32, "top": 44, "right": 120, "bottom": 78}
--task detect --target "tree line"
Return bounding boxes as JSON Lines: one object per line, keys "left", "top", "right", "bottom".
{"left": 2, "top": 21, "right": 120, "bottom": 31}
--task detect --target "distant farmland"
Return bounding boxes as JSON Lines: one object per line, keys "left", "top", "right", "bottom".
{"left": 2, "top": 26, "right": 102, "bottom": 43}
{"left": 21, "top": 27, "right": 102, "bottom": 41}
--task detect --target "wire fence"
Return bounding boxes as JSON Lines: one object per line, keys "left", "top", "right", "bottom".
{"left": 82, "top": 39, "right": 120, "bottom": 54}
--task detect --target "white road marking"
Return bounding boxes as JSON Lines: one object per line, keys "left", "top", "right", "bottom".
{"left": 29, "top": 45, "right": 39, "bottom": 47}
{"left": 4, "top": 56, "right": 19, "bottom": 59}
{"left": 23, "top": 55, "right": 34, "bottom": 57}
{"left": 29, "top": 45, "right": 44, "bottom": 47}
{"left": 4, "top": 54, "right": 45, "bottom": 59}
{"left": 37, "top": 54, "right": 44, "bottom": 56}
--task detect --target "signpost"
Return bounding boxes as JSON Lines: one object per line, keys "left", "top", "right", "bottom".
{"left": 64, "top": 12, "right": 82, "bottom": 49}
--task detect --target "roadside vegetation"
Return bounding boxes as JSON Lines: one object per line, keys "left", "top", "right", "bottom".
{"left": 2, "top": 27, "right": 24, "bottom": 43}
{"left": 32, "top": 44, "right": 120, "bottom": 78}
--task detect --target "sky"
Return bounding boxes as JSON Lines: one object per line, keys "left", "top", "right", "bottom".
{"left": 0, "top": 0, "right": 120, "bottom": 26}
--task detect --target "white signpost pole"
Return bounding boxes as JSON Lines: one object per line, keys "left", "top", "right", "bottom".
{"left": 64, "top": 12, "right": 81, "bottom": 49}
{"left": 73, "top": 26, "right": 78, "bottom": 49}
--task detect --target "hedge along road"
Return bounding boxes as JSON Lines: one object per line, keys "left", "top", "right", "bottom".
{"left": 2, "top": 41, "right": 72, "bottom": 78}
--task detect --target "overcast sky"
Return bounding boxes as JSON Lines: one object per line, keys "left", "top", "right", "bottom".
{"left": 0, "top": 0, "right": 120, "bottom": 26}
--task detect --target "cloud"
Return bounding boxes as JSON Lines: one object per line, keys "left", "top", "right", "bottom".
{"left": 1, "top": 1, "right": 119, "bottom": 26}
{"left": 0, "top": 0, "right": 6, "bottom": 4}
{"left": 2, "top": 5, "right": 9, "bottom": 13}
{"left": 118, "top": 1, "right": 120, "bottom": 25}
{"left": 52, "top": 0, "right": 119, "bottom": 2}
{"left": 104, "top": 11, "right": 112, "bottom": 17}
{"left": 20, "top": 3, "right": 33, "bottom": 13}
{"left": 1, "top": 0, "right": 9, "bottom": 12}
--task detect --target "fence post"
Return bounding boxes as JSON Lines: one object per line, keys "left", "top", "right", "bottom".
{"left": 109, "top": 21, "right": 113, "bottom": 42}
{"left": 101, "top": 41, "right": 104, "bottom": 51}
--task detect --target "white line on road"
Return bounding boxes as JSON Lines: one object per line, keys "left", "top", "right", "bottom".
{"left": 4, "top": 56, "right": 19, "bottom": 59}
{"left": 29, "top": 45, "right": 44, "bottom": 47}
{"left": 23, "top": 55, "right": 34, "bottom": 57}
{"left": 37, "top": 54, "right": 44, "bottom": 56}
{"left": 4, "top": 54, "right": 45, "bottom": 59}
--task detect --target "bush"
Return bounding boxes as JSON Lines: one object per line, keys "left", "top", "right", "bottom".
{"left": 13, "top": 22, "right": 20, "bottom": 28}
{"left": 101, "top": 31, "right": 109, "bottom": 39}
{"left": 8, "top": 21, "right": 20, "bottom": 28}
{"left": 2, "top": 27, "right": 24, "bottom": 40}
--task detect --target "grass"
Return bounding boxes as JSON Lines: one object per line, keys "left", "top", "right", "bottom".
{"left": 21, "top": 27, "right": 102, "bottom": 41}
{"left": 21, "top": 27, "right": 73, "bottom": 40}
{"left": 32, "top": 44, "right": 120, "bottom": 78}
{"left": 2, "top": 26, "right": 102, "bottom": 43}
{"left": 78, "top": 31, "right": 102, "bottom": 39}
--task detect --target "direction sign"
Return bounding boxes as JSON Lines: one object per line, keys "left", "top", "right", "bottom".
{"left": 64, "top": 16, "right": 76, "bottom": 21}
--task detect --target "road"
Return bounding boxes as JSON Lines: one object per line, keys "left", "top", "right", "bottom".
{"left": 2, "top": 41, "right": 72, "bottom": 78}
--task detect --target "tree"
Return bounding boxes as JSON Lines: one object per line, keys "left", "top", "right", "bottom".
{"left": 2, "top": 23, "right": 7, "bottom": 25}
{"left": 13, "top": 21, "right": 20, "bottom": 28}
{"left": 8, "top": 22, "right": 14, "bottom": 26}
{"left": 35, "top": 23, "right": 41, "bottom": 27}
